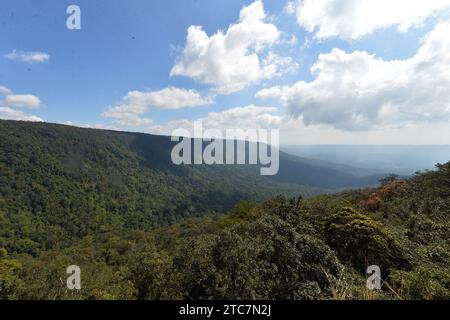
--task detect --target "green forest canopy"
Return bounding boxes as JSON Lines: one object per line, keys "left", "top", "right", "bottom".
{"left": 0, "top": 120, "right": 448, "bottom": 300}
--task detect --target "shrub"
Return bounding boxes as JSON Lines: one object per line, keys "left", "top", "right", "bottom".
{"left": 325, "top": 207, "right": 403, "bottom": 272}
{"left": 390, "top": 267, "right": 450, "bottom": 300}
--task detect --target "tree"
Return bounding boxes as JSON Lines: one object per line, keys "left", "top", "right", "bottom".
{"left": 379, "top": 174, "right": 399, "bottom": 186}
{"left": 324, "top": 207, "right": 403, "bottom": 272}
{"left": 0, "top": 253, "right": 23, "bottom": 299}
{"left": 127, "top": 243, "right": 171, "bottom": 300}
{"left": 168, "top": 211, "right": 344, "bottom": 300}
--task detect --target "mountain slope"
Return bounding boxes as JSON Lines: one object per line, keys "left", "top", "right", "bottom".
{"left": 0, "top": 120, "right": 322, "bottom": 252}
{"left": 0, "top": 120, "right": 387, "bottom": 253}
{"left": 2, "top": 156, "right": 448, "bottom": 300}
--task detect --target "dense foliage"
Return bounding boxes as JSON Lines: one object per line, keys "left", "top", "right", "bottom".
{"left": 0, "top": 120, "right": 448, "bottom": 300}
{"left": 0, "top": 120, "right": 324, "bottom": 255}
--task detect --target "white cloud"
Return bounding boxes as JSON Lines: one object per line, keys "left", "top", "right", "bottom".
{"left": 278, "top": 120, "right": 450, "bottom": 145}
{"left": 102, "top": 87, "right": 213, "bottom": 126}
{"left": 256, "top": 21, "right": 450, "bottom": 131}
{"left": 4, "top": 50, "right": 50, "bottom": 63}
{"left": 0, "top": 87, "right": 43, "bottom": 121}
{"left": 0, "top": 86, "right": 12, "bottom": 95}
{"left": 60, "top": 121, "right": 122, "bottom": 132}
{"left": 288, "top": 0, "right": 450, "bottom": 40}
{"left": 0, "top": 107, "right": 43, "bottom": 122}
{"left": 5, "top": 94, "right": 41, "bottom": 109}
{"left": 198, "top": 105, "right": 282, "bottom": 130}
{"left": 148, "top": 105, "right": 282, "bottom": 136}
{"left": 101, "top": 112, "right": 153, "bottom": 127}
{"left": 170, "top": 0, "right": 297, "bottom": 94}
{"left": 125, "top": 87, "right": 214, "bottom": 110}
{"left": 116, "top": 106, "right": 450, "bottom": 145}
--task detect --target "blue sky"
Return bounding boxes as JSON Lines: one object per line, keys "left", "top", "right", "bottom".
{"left": 1, "top": 0, "right": 450, "bottom": 144}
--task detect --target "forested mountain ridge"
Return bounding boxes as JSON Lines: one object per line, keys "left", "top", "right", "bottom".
{"left": 1, "top": 119, "right": 447, "bottom": 300}
{"left": 0, "top": 119, "right": 388, "bottom": 255}
{"left": 0, "top": 119, "right": 327, "bottom": 254}
{"left": 0, "top": 157, "right": 448, "bottom": 299}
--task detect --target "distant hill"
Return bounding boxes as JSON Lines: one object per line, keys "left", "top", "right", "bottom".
{"left": 282, "top": 145, "right": 450, "bottom": 175}
{"left": 274, "top": 153, "right": 386, "bottom": 189}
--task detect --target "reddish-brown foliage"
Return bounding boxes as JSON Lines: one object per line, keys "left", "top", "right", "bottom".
{"left": 360, "top": 193, "right": 384, "bottom": 212}
{"left": 360, "top": 180, "right": 406, "bottom": 212}
{"left": 379, "top": 180, "right": 406, "bottom": 200}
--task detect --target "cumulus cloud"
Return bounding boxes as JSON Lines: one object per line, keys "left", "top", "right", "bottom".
{"left": 5, "top": 94, "right": 41, "bottom": 109}
{"left": 0, "top": 87, "right": 43, "bottom": 122}
{"left": 0, "top": 107, "right": 43, "bottom": 122}
{"left": 0, "top": 86, "right": 12, "bottom": 95}
{"left": 256, "top": 22, "right": 450, "bottom": 131}
{"left": 170, "top": 0, "right": 297, "bottom": 94}
{"left": 60, "top": 121, "right": 122, "bottom": 132}
{"left": 101, "top": 112, "right": 153, "bottom": 127}
{"left": 148, "top": 105, "right": 282, "bottom": 136}
{"left": 287, "top": 0, "right": 450, "bottom": 40}
{"left": 278, "top": 120, "right": 450, "bottom": 145}
{"left": 124, "top": 87, "right": 214, "bottom": 110}
{"left": 150, "top": 108, "right": 450, "bottom": 144}
{"left": 4, "top": 50, "right": 50, "bottom": 63}
{"left": 102, "top": 87, "right": 213, "bottom": 126}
